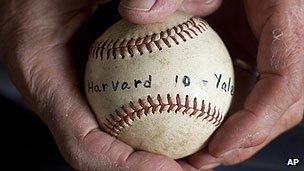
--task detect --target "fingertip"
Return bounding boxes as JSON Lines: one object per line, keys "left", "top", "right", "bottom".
{"left": 119, "top": 0, "right": 183, "bottom": 24}
{"left": 187, "top": 148, "right": 222, "bottom": 169}
{"left": 207, "top": 110, "right": 269, "bottom": 158}
{"left": 180, "top": 0, "right": 223, "bottom": 16}
{"left": 178, "top": 160, "right": 214, "bottom": 171}
{"left": 126, "top": 151, "right": 183, "bottom": 171}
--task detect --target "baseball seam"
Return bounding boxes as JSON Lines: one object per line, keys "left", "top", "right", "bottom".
{"left": 103, "top": 94, "right": 223, "bottom": 136}
{"left": 91, "top": 17, "right": 208, "bottom": 60}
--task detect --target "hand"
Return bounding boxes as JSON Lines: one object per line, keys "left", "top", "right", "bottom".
{"left": 118, "top": 0, "right": 304, "bottom": 169}
{"left": 0, "top": 0, "right": 182, "bottom": 170}
{"left": 1, "top": 0, "right": 303, "bottom": 171}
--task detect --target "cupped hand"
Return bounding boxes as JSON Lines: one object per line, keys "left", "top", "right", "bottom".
{"left": 119, "top": 0, "right": 304, "bottom": 169}
{"left": 1, "top": 0, "right": 303, "bottom": 171}
{"left": 0, "top": 0, "right": 184, "bottom": 170}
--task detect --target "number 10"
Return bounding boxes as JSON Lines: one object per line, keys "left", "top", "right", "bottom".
{"left": 175, "top": 75, "right": 191, "bottom": 87}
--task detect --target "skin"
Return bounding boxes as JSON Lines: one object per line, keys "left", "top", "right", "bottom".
{"left": 0, "top": 0, "right": 303, "bottom": 170}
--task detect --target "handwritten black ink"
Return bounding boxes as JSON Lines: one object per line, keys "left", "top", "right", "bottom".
{"left": 88, "top": 81, "right": 94, "bottom": 93}
{"left": 182, "top": 76, "right": 190, "bottom": 87}
{"left": 111, "top": 81, "right": 119, "bottom": 91}
{"left": 214, "top": 73, "right": 234, "bottom": 96}
{"left": 87, "top": 75, "right": 152, "bottom": 94}
{"left": 134, "top": 79, "right": 142, "bottom": 88}
{"left": 202, "top": 80, "right": 208, "bottom": 86}
{"left": 175, "top": 75, "right": 191, "bottom": 87}
{"left": 215, "top": 73, "right": 222, "bottom": 89}
{"left": 230, "top": 85, "right": 235, "bottom": 96}
{"left": 94, "top": 85, "right": 102, "bottom": 92}
{"left": 102, "top": 83, "right": 108, "bottom": 91}
{"left": 221, "top": 82, "right": 227, "bottom": 91}
{"left": 122, "top": 82, "right": 131, "bottom": 90}
{"left": 144, "top": 75, "right": 152, "bottom": 88}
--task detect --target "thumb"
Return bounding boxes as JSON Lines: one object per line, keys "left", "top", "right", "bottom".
{"left": 119, "top": 0, "right": 184, "bottom": 24}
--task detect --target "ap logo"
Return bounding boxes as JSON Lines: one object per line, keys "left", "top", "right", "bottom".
{"left": 286, "top": 158, "right": 300, "bottom": 166}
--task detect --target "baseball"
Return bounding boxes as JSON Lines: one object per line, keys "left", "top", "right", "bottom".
{"left": 85, "top": 12, "right": 234, "bottom": 159}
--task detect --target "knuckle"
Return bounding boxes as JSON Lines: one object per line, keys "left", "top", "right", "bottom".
{"left": 70, "top": 131, "right": 123, "bottom": 171}
{"left": 269, "top": 30, "right": 304, "bottom": 75}
{"left": 154, "top": 157, "right": 169, "bottom": 171}
{"left": 283, "top": 73, "right": 304, "bottom": 109}
{"left": 284, "top": 105, "right": 304, "bottom": 129}
{"left": 245, "top": 132, "right": 268, "bottom": 148}
{"left": 64, "top": 146, "right": 89, "bottom": 171}
{"left": 16, "top": 54, "right": 62, "bottom": 119}
{"left": 266, "top": 5, "right": 304, "bottom": 74}
{"left": 136, "top": 155, "right": 169, "bottom": 171}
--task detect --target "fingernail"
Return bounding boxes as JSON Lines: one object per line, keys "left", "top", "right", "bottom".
{"left": 200, "top": 163, "right": 220, "bottom": 170}
{"left": 192, "top": 0, "right": 214, "bottom": 4}
{"left": 219, "top": 149, "right": 239, "bottom": 158}
{"left": 205, "top": 0, "right": 214, "bottom": 4}
{"left": 120, "top": 0, "right": 156, "bottom": 11}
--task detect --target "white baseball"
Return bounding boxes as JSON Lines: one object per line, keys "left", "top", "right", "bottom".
{"left": 85, "top": 12, "right": 234, "bottom": 159}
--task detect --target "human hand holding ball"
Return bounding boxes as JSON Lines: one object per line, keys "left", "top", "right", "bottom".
{"left": 1, "top": 0, "right": 303, "bottom": 170}
{"left": 85, "top": 11, "right": 234, "bottom": 159}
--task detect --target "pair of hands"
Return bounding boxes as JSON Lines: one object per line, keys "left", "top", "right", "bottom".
{"left": 0, "top": 0, "right": 303, "bottom": 170}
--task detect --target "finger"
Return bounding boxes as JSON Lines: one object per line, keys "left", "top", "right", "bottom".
{"left": 219, "top": 98, "right": 304, "bottom": 165}
{"left": 118, "top": 0, "right": 184, "bottom": 24}
{"left": 189, "top": 1, "right": 303, "bottom": 167}
{"left": 187, "top": 149, "right": 222, "bottom": 170}
{"left": 8, "top": 44, "right": 182, "bottom": 170}
{"left": 184, "top": 63, "right": 257, "bottom": 169}
{"left": 57, "top": 120, "right": 183, "bottom": 170}
{"left": 179, "top": 0, "right": 222, "bottom": 16}
{"left": 43, "top": 57, "right": 181, "bottom": 170}
{"left": 80, "top": 130, "right": 183, "bottom": 170}
{"left": 177, "top": 160, "right": 213, "bottom": 171}
{"left": 207, "top": 0, "right": 304, "bottom": 159}
{"left": 188, "top": 98, "right": 304, "bottom": 168}
{"left": 186, "top": 65, "right": 257, "bottom": 169}
{"left": 1, "top": 1, "right": 183, "bottom": 169}
{"left": 126, "top": 151, "right": 183, "bottom": 171}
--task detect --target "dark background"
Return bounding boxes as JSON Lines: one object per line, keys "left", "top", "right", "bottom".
{"left": 1, "top": 1, "right": 303, "bottom": 171}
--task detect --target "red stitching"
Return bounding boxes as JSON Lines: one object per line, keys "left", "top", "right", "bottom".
{"left": 91, "top": 17, "right": 208, "bottom": 60}
{"left": 103, "top": 94, "right": 224, "bottom": 136}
